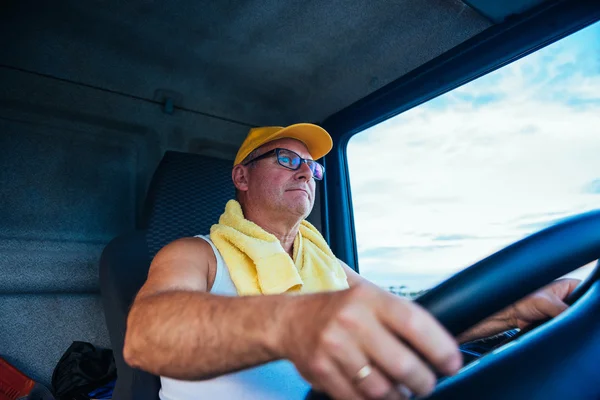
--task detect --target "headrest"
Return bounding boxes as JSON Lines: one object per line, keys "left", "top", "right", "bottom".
{"left": 142, "top": 151, "right": 234, "bottom": 257}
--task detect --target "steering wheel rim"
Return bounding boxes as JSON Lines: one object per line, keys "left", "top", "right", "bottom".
{"left": 414, "top": 209, "right": 600, "bottom": 336}
{"left": 308, "top": 209, "right": 600, "bottom": 400}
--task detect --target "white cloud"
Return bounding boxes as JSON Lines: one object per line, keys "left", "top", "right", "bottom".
{"left": 347, "top": 22, "right": 600, "bottom": 289}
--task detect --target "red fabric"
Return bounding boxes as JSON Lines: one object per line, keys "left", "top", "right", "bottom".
{"left": 0, "top": 357, "right": 35, "bottom": 400}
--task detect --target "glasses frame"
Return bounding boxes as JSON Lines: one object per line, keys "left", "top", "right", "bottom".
{"left": 242, "top": 148, "right": 325, "bottom": 180}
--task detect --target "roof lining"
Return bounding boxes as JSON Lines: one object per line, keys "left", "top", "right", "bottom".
{"left": 0, "top": 64, "right": 257, "bottom": 128}
{"left": 0, "top": 0, "right": 491, "bottom": 127}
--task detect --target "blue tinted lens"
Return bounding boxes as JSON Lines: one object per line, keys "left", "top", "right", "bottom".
{"left": 308, "top": 161, "right": 324, "bottom": 180}
{"left": 277, "top": 149, "right": 324, "bottom": 180}
{"left": 277, "top": 150, "right": 299, "bottom": 168}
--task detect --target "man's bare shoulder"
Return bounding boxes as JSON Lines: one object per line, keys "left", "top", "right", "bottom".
{"left": 135, "top": 237, "right": 217, "bottom": 301}
{"left": 337, "top": 258, "right": 368, "bottom": 287}
{"left": 154, "top": 236, "right": 214, "bottom": 263}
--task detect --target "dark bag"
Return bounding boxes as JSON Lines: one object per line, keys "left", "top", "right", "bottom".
{"left": 51, "top": 341, "right": 117, "bottom": 400}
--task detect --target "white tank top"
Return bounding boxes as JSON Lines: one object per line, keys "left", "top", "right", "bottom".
{"left": 158, "top": 235, "right": 311, "bottom": 400}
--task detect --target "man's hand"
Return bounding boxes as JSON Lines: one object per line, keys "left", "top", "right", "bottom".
{"left": 458, "top": 278, "right": 581, "bottom": 343}
{"left": 278, "top": 284, "right": 463, "bottom": 400}
{"left": 508, "top": 278, "right": 580, "bottom": 330}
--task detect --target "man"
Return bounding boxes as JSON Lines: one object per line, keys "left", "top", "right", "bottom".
{"left": 124, "top": 123, "right": 579, "bottom": 400}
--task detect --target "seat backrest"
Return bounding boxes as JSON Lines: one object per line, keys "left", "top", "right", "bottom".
{"left": 100, "top": 151, "right": 234, "bottom": 400}
{"left": 142, "top": 151, "right": 235, "bottom": 257}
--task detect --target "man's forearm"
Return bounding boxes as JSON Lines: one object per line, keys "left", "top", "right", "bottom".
{"left": 124, "top": 291, "right": 296, "bottom": 380}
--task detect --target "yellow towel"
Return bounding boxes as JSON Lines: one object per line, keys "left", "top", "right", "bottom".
{"left": 209, "top": 200, "right": 349, "bottom": 295}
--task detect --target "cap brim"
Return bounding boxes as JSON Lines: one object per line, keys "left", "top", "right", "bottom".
{"left": 261, "top": 123, "right": 333, "bottom": 161}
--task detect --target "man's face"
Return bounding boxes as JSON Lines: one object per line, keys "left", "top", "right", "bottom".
{"left": 239, "top": 138, "right": 317, "bottom": 219}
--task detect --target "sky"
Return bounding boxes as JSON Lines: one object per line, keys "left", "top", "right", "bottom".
{"left": 347, "top": 21, "right": 600, "bottom": 291}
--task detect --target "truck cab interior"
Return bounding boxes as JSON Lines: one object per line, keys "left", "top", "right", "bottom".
{"left": 1, "top": 0, "right": 599, "bottom": 399}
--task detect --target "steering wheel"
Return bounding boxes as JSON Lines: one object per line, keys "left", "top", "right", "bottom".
{"left": 308, "top": 209, "right": 600, "bottom": 400}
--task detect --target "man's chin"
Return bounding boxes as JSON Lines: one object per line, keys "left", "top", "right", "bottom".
{"left": 298, "top": 204, "right": 313, "bottom": 219}
{"left": 285, "top": 200, "right": 312, "bottom": 219}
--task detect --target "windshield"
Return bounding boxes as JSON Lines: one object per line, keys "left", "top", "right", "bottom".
{"left": 347, "top": 21, "right": 600, "bottom": 297}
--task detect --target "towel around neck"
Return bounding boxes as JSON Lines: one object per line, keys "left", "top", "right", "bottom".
{"left": 209, "top": 200, "right": 349, "bottom": 295}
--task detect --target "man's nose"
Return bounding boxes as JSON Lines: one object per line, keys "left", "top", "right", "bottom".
{"left": 295, "top": 162, "right": 313, "bottom": 181}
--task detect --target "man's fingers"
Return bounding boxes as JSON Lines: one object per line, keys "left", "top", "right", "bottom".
{"left": 538, "top": 293, "right": 569, "bottom": 318}
{"left": 299, "top": 285, "right": 462, "bottom": 400}
{"left": 350, "top": 311, "right": 438, "bottom": 398}
{"left": 308, "top": 356, "right": 364, "bottom": 400}
{"left": 379, "top": 296, "right": 462, "bottom": 377}
{"left": 397, "top": 385, "right": 413, "bottom": 400}
{"left": 325, "top": 327, "right": 400, "bottom": 399}
{"left": 548, "top": 278, "right": 581, "bottom": 300}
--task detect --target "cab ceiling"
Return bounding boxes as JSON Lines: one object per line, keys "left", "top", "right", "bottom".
{"left": 0, "top": 0, "right": 495, "bottom": 128}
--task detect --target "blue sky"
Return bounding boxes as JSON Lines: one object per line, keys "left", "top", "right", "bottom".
{"left": 348, "top": 21, "right": 600, "bottom": 290}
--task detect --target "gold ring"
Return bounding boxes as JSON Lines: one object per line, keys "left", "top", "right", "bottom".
{"left": 352, "top": 364, "right": 373, "bottom": 383}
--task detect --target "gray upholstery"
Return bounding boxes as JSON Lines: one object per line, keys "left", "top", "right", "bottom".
{"left": 100, "top": 231, "right": 157, "bottom": 400}
{"left": 100, "top": 151, "right": 234, "bottom": 400}
{"left": 0, "top": 121, "right": 130, "bottom": 387}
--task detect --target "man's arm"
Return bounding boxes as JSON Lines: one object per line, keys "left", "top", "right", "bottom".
{"left": 124, "top": 240, "right": 462, "bottom": 399}
{"left": 126, "top": 252, "right": 375, "bottom": 379}
{"left": 123, "top": 237, "right": 294, "bottom": 379}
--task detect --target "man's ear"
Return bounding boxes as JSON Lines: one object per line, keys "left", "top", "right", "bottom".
{"left": 232, "top": 164, "right": 249, "bottom": 192}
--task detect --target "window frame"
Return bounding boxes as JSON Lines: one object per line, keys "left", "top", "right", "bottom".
{"left": 318, "top": 0, "right": 600, "bottom": 273}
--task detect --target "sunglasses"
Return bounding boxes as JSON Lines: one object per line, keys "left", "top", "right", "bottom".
{"left": 243, "top": 148, "right": 325, "bottom": 180}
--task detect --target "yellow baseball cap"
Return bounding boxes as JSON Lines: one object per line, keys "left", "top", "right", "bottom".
{"left": 234, "top": 123, "right": 333, "bottom": 166}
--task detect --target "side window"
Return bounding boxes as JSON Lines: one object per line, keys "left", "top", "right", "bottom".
{"left": 347, "top": 21, "right": 600, "bottom": 298}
